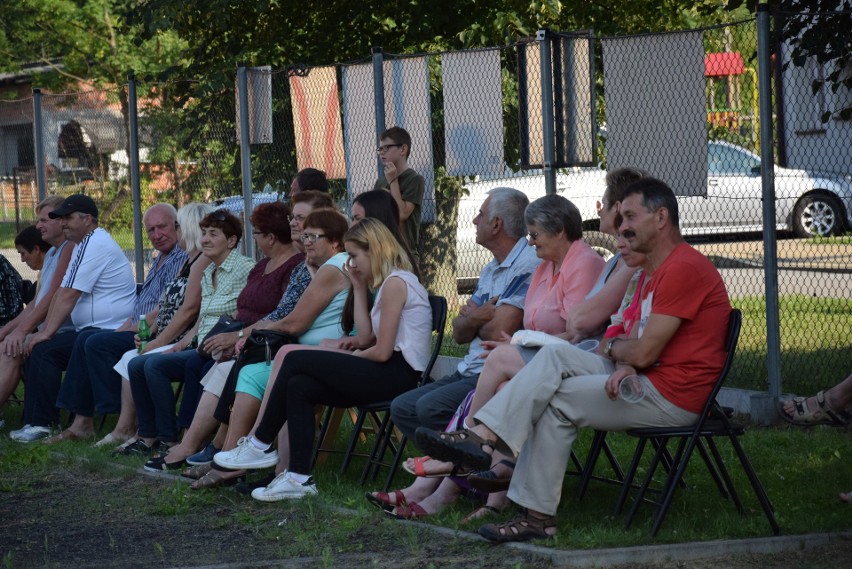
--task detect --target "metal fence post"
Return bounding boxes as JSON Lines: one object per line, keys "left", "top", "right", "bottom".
{"left": 32, "top": 88, "right": 47, "bottom": 202}
{"left": 537, "top": 29, "right": 557, "bottom": 195}
{"left": 237, "top": 64, "right": 255, "bottom": 258}
{"left": 372, "top": 47, "right": 386, "bottom": 179}
{"left": 753, "top": 3, "right": 782, "bottom": 423}
{"left": 127, "top": 72, "right": 145, "bottom": 283}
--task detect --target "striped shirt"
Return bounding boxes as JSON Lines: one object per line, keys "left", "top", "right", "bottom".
{"left": 133, "top": 245, "right": 188, "bottom": 325}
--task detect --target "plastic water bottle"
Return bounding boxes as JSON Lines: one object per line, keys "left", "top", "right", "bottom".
{"left": 619, "top": 375, "right": 646, "bottom": 403}
{"left": 137, "top": 315, "right": 150, "bottom": 353}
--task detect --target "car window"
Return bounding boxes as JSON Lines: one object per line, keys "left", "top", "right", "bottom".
{"left": 708, "top": 143, "right": 760, "bottom": 175}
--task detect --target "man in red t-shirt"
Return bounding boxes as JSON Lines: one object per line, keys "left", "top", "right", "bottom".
{"left": 416, "top": 177, "right": 731, "bottom": 543}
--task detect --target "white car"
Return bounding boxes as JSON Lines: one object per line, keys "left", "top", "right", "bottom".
{"left": 693, "top": 141, "right": 852, "bottom": 238}
{"left": 455, "top": 141, "right": 852, "bottom": 287}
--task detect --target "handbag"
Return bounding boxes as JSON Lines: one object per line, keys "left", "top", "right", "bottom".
{"left": 197, "top": 314, "right": 244, "bottom": 358}
{"left": 242, "top": 329, "right": 298, "bottom": 365}
{"left": 212, "top": 328, "right": 298, "bottom": 425}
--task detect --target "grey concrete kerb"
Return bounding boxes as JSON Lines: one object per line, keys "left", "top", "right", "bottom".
{"left": 365, "top": 520, "right": 852, "bottom": 568}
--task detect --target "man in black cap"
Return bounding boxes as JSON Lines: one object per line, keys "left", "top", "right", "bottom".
{"left": 13, "top": 194, "right": 137, "bottom": 442}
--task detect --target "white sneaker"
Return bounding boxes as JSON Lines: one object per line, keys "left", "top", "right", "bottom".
{"left": 9, "top": 424, "right": 32, "bottom": 439}
{"left": 251, "top": 471, "right": 318, "bottom": 501}
{"left": 11, "top": 425, "right": 52, "bottom": 443}
{"left": 213, "top": 436, "right": 279, "bottom": 470}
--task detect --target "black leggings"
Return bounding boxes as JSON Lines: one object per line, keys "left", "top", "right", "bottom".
{"left": 255, "top": 349, "right": 420, "bottom": 475}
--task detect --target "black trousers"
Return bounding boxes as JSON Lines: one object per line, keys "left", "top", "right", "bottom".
{"left": 255, "top": 349, "right": 420, "bottom": 475}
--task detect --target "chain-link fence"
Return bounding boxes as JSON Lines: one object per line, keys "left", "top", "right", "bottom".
{"left": 3, "top": 9, "right": 850, "bottom": 398}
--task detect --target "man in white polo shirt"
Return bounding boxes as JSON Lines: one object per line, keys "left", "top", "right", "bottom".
{"left": 14, "top": 194, "right": 136, "bottom": 442}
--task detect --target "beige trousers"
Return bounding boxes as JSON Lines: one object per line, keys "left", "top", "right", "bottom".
{"left": 474, "top": 343, "right": 698, "bottom": 516}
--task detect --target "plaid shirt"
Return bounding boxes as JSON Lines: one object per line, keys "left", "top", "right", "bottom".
{"left": 196, "top": 249, "right": 254, "bottom": 340}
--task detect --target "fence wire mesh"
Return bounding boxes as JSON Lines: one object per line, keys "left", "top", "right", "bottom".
{"left": 2, "top": 12, "right": 850, "bottom": 395}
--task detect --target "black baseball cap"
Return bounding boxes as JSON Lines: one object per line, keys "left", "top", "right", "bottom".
{"left": 48, "top": 194, "right": 99, "bottom": 219}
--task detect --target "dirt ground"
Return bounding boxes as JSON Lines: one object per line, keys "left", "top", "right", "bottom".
{"left": 2, "top": 463, "right": 851, "bottom": 568}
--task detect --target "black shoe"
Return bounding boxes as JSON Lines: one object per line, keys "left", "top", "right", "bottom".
{"left": 144, "top": 455, "right": 186, "bottom": 473}
{"left": 234, "top": 472, "right": 276, "bottom": 496}
{"left": 112, "top": 439, "right": 152, "bottom": 457}
{"left": 151, "top": 440, "right": 174, "bottom": 456}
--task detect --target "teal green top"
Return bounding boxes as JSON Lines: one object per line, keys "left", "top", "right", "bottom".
{"left": 297, "top": 252, "right": 349, "bottom": 345}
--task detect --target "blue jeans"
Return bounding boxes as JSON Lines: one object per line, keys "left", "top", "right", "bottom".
{"left": 176, "top": 352, "right": 215, "bottom": 430}
{"left": 56, "top": 329, "right": 132, "bottom": 417}
{"left": 128, "top": 349, "right": 195, "bottom": 441}
{"left": 389, "top": 370, "right": 479, "bottom": 448}
{"left": 24, "top": 329, "right": 97, "bottom": 428}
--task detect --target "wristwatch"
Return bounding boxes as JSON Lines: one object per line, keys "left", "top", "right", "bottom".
{"left": 238, "top": 329, "right": 244, "bottom": 338}
{"left": 603, "top": 338, "right": 619, "bottom": 358}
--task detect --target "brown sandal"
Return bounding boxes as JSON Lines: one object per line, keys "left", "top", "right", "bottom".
{"left": 415, "top": 428, "right": 497, "bottom": 471}
{"left": 182, "top": 464, "right": 212, "bottom": 480}
{"left": 190, "top": 465, "right": 246, "bottom": 490}
{"left": 478, "top": 510, "right": 557, "bottom": 543}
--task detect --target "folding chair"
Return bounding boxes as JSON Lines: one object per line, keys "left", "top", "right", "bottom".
{"left": 312, "top": 295, "right": 448, "bottom": 490}
{"left": 616, "top": 309, "right": 779, "bottom": 536}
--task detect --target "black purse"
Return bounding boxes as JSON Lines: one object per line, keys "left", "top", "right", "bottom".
{"left": 242, "top": 329, "right": 298, "bottom": 365}
{"left": 212, "top": 328, "right": 298, "bottom": 425}
{"left": 197, "top": 314, "right": 244, "bottom": 358}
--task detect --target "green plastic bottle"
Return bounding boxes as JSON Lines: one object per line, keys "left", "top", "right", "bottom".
{"left": 137, "top": 315, "right": 151, "bottom": 353}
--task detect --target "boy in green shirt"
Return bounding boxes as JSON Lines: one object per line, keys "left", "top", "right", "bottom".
{"left": 372, "top": 126, "right": 425, "bottom": 252}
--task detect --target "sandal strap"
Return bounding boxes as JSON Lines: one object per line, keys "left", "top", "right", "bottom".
{"left": 816, "top": 390, "right": 852, "bottom": 426}
{"left": 439, "top": 429, "right": 497, "bottom": 450}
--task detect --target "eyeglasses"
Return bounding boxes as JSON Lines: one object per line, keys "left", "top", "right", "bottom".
{"left": 288, "top": 214, "right": 306, "bottom": 223}
{"left": 527, "top": 231, "right": 543, "bottom": 241}
{"left": 376, "top": 144, "right": 402, "bottom": 154}
{"left": 300, "top": 232, "right": 326, "bottom": 244}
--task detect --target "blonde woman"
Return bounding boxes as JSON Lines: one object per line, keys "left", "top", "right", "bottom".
{"left": 215, "top": 218, "right": 432, "bottom": 500}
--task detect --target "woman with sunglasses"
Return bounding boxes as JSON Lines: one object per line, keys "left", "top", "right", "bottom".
{"left": 215, "top": 218, "right": 431, "bottom": 501}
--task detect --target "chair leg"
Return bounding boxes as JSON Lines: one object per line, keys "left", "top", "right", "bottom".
{"left": 650, "top": 437, "right": 700, "bottom": 537}
{"left": 625, "top": 437, "right": 670, "bottom": 528}
{"left": 728, "top": 435, "right": 780, "bottom": 535}
{"left": 311, "top": 406, "right": 334, "bottom": 470}
{"left": 616, "top": 437, "right": 649, "bottom": 515}
{"left": 340, "top": 409, "right": 367, "bottom": 474}
{"left": 358, "top": 410, "right": 391, "bottom": 485}
{"left": 576, "top": 430, "right": 607, "bottom": 500}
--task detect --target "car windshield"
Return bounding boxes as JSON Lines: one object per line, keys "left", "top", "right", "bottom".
{"left": 708, "top": 142, "right": 760, "bottom": 175}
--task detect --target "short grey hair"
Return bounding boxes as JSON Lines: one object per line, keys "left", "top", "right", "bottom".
{"left": 525, "top": 194, "right": 583, "bottom": 241}
{"left": 485, "top": 187, "right": 529, "bottom": 240}
{"left": 177, "top": 202, "right": 215, "bottom": 252}
{"left": 144, "top": 203, "right": 178, "bottom": 223}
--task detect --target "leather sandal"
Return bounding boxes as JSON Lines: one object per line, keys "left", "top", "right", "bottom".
{"left": 386, "top": 501, "right": 429, "bottom": 520}
{"left": 190, "top": 465, "right": 246, "bottom": 490}
{"left": 468, "top": 459, "right": 516, "bottom": 493}
{"left": 479, "top": 509, "right": 558, "bottom": 543}
{"left": 365, "top": 490, "right": 407, "bottom": 512}
{"left": 415, "top": 427, "right": 496, "bottom": 471}
{"left": 402, "top": 455, "right": 471, "bottom": 478}
{"left": 778, "top": 390, "right": 852, "bottom": 427}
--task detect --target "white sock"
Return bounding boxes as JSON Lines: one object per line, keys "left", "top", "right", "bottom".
{"left": 249, "top": 436, "right": 270, "bottom": 451}
{"left": 288, "top": 472, "right": 310, "bottom": 483}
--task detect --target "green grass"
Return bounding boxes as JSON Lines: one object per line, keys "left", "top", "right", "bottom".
{"left": 2, "top": 395, "right": 850, "bottom": 553}
{"left": 807, "top": 234, "right": 852, "bottom": 245}
{"left": 728, "top": 295, "right": 852, "bottom": 393}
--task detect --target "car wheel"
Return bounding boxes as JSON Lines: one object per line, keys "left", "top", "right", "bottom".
{"left": 582, "top": 231, "right": 618, "bottom": 260}
{"left": 793, "top": 194, "right": 845, "bottom": 238}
